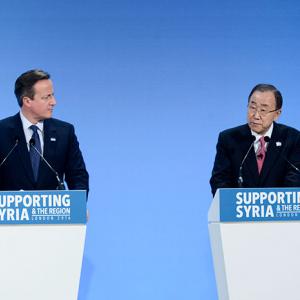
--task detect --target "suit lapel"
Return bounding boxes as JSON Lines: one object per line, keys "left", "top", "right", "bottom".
{"left": 37, "top": 120, "right": 57, "bottom": 184}
{"left": 11, "top": 114, "right": 35, "bottom": 184}
{"left": 244, "top": 146, "right": 259, "bottom": 179}
{"left": 239, "top": 125, "right": 260, "bottom": 183}
{"left": 260, "top": 123, "right": 282, "bottom": 183}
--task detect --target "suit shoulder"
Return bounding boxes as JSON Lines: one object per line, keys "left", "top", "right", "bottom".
{"left": 275, "top": 123, "right": 300, "bottom": 136}
{"left": 219, "top": 124, "right": 249, "bottom": 137}
{"left": 46, "top": 118, "right": 74, "bottom": 129}
{"left": 0, "top": 114, "right": 19, "bottom": 128}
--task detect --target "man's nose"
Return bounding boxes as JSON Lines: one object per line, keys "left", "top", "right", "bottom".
{"left": 50, "top": 96, "right": 56, "bottom": 106}
{"left": 253, "top": 110, "right": 261, "bottom": 118}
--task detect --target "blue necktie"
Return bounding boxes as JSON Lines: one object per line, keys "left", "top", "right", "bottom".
{"left": 30, "top": 125, "right": 42, "bottom": 181}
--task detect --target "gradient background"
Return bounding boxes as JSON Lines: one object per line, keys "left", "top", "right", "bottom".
{"left": 1, "top": 1, "right": 300, "bottom": 299}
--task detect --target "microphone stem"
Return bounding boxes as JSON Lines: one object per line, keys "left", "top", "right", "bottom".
{"left": 30, "top": 142, "right": 65, "bottom": 190}
{"left": 0, "top": 141, "right": 18, "bottom": 168}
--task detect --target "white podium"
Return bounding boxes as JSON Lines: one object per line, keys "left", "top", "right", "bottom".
{"left": 208, "top": 188, "right": 300, "bottom": 300}
{"left": 0, "top": 190, "right": 87, "bottom": 300}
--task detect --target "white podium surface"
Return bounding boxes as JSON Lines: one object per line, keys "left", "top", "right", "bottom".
{"left": 208, "top": 188, "right": 300, "bottom": 300}
{"left": 0, "top": 190, "right": 87, "bottom": 300}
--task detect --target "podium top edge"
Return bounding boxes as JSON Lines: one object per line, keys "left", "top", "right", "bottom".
{"left": 0, "top": 190, "right": 87, "bottom": 192}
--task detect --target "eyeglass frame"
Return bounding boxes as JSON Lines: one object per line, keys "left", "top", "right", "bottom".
{"left": 247, "top": 104, "right": 280, "bottom": 117}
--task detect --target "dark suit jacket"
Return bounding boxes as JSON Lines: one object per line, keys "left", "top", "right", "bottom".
{"left": 0, "top": 113, "right": 89, "bottom": 192}
{"left": 210, "top": 123, "right": 300, "bottom": 195}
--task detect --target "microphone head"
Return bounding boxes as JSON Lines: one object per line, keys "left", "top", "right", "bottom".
{"left": 251, "top": 135, "right": 256, "bottom": 142}
{"left": 264, "top": 136, "right": 271, "bottom": 143}
{"left": 29, "top": 138, "right": 35, "bottom": 146}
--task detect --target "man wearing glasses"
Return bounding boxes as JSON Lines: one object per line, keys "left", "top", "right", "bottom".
{"left": 0, "top": 69, "right": 89, "bottom": 192}
{"left": 210, "top": 84, "right": 300, "bottom": 196}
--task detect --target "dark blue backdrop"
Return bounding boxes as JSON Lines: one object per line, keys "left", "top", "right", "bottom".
{"left": 1, "top": 1, "right": 300, "bottom": 299}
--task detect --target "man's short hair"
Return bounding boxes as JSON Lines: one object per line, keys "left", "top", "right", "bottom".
{"left": 248, "top": 84, "right": 283, "bottom": 110}
{"left": 15, "top": 69, "right": 50, "bottom": 107}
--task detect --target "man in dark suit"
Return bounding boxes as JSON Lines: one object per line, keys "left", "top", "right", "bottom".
{"left": 0, "top": 69, "right": 89, "bottom": 192}
{"left": 210, "top": 84, "right": 300, "bottom": 196}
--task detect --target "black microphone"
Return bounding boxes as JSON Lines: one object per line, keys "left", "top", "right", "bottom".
{"left": 29, "top": 138, "right": 66, "bottom": 190}
{"left": 238, "top": 135, "right": 256, "bottom": 187}
{"left": 0, "top": 137, "right": 19, "bottom": 168}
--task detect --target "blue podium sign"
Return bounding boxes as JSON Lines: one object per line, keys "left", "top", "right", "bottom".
{"left": 219, "top": 188, "right": 300, "bottom": 222}
{"left": 0, "top": 190, "right": 87, "bottom": 225}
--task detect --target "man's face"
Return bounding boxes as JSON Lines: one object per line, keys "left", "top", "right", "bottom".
{"left": 26, "top": 79, "right": 56, "bottom": 123}
{"left": 247, "top": 90, "right": 281, "bottom": 135}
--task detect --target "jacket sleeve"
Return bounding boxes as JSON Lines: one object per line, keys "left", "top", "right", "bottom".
{"left": 64, "top": 124, "right": 89, "bottom": 194}
{"left": 210, "top": 132, "right": 236, "bottom": 196}
{"left": 283, "top": 130, "right": 300, "bottom": 187}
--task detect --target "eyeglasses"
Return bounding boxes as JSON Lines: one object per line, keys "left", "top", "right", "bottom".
{"left": 248, "top": 105, "right": 278, "bottom": 117}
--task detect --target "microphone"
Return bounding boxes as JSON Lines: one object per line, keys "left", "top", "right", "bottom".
{"left": 0, "top": 137, "right": 19, "bottom": 168}
{"left": 238, "top": 135, "right": 256, "bottom": 187}
{"left": 29, "top": 138, "right": 66, "bottom": 190}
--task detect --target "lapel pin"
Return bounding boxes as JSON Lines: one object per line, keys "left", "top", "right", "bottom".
{"left": 276, "top": 141, "right": 282, "bottom": 147}
{"left": 50, "top": 137, "right": 56, "bottom": 142}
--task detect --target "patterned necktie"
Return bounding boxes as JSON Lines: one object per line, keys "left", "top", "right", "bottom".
{"left": 29, "top": 125, "right": 42, "bottom": 181}
{"left": 257, "top": 136, "right": 266, "bottom": 174}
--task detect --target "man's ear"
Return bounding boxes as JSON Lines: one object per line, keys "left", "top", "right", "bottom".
{"left": 22, "top": 96, "right": 31, "bottom": 107}
{"left": 274, "top": 109, "right": 282, "bottom": 121}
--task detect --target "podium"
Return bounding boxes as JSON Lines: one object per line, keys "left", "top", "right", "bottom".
{"left": 208, "top": 188, "right": 300, "bottom": 300}
{"left": 0, "top": 190, "right": 87, "bottom": 300}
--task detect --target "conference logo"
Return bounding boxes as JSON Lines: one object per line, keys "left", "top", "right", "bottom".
{"left": 0, "top": 190, "right": 86, "bottom": 225}
{"left": 235, "top": 191, "right": 300, "bottom": 219}
{"left": 220, "top": 189, "right": 300, "bottom": 222}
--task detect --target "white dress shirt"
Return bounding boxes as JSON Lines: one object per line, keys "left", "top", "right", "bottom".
{"left": 251, "top": 122, "right": 273, "bottom": 154}
{"left": 19, "top": 111, "right": 44, "bottom": 154}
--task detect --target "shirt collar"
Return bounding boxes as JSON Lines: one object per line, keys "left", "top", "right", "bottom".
{"left": 19, "top": 111, "right": 44, "bottom": 132}
{"left": 251, "top": 122, "right": 273, "bottom": 142}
